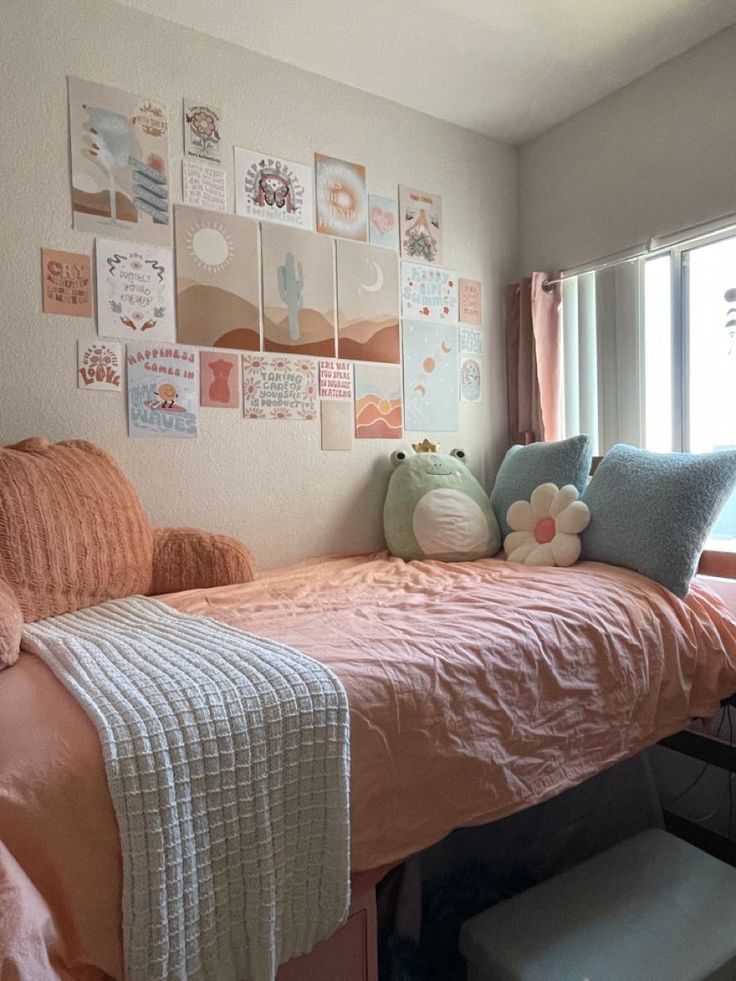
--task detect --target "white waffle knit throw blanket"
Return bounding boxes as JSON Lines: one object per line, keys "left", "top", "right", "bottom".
{"left": 23, "top": 596, "right": 350, "bottom": 981}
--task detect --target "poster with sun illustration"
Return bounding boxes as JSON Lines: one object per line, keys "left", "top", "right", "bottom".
{"left": 354, "top": 363, "right": 402, "bottom": 440}
{"left": 399, "top": 187, "right": 442, "bottom": 264}
{"left": 95, "top": 238, "right": 175, "bottom": 341}
{"left": 261, "top": 223, "right": 336, "bottom": 357}
{"left": 315, "top": 154, "right": 368, "bottom": 242}
{"left": 402, "top": 320, "right": 459, "bottom": 431}
{"left": 174, "top": 204, "right": 260, "bottom": 350}
{"left": 126, "top": 341, "right": 199, "bottom": 438}
{"left": 68, "top": 77, "right": 170, "bottom": 245}
{"left": 336, "top": 240, "right": 400, "bottom": 363}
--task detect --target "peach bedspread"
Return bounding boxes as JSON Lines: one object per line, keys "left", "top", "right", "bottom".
{"left": 2, "top": 553, "right": 736, "bottom": 980}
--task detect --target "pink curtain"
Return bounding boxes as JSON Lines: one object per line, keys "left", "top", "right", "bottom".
{"left": 504, "top": 273, "right": 562, "bottom": 445}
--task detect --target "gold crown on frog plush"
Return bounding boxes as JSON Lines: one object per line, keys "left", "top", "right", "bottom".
{"left": 412, "top": 438, "right": 439, "bottom": 453}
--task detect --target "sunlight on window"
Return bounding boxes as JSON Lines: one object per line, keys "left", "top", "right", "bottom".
{"left": 644, "top": 255, "right": 672, "bottom": 452}
{"left": 686, "top": 237, "right": 736, "bottom": 543}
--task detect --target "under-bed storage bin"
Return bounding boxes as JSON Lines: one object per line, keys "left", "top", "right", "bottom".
{"left": 460, "top": 829, "right": 736, "bottom": 981}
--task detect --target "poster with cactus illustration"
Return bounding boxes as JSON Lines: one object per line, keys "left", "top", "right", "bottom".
{"left": 68, "top": 77, "right": 170, "bottom": 245}
{"left": 77, "top": 340, "right": 123, "bottom": 391}
{"left": 126, "top": 342, "right": 199, "bottom": 438}
{"left": 200, "top": 351, "right": 240, "bottom": 408}
{"left": 399, "top": 187, "right": 442, "bottom": 264}
{"left": 234, "top": 147, "right": 314, "bottom": 229}
{"left": 401, "top": 262, "right": 458, "bottom": 323}
{"left": 174, "top": 204, "right": 260, "bottom": 350}
{"left": 261, "top": 223, "right": 336, "bottom": 357}
{"left": 183, "top": 99, "right": 222, "bottom": 162}
{"left": 95, "top": 238, "right": 175, "bottom": 341}
{"left": 336, "top": 240, "right": 400, "bottom": 363}
{"left": 242, "top": 354, "right": 318, "bottom": 420}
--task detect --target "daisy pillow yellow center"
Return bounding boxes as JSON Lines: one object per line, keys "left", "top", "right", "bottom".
{"left": 505, "top": 482, "right": 591, "bottom": 567}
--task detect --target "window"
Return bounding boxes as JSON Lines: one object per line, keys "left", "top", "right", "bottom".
{"left": 562, "top": 227, "right": 736, "bottom": 547}
{"left": 643, "top": 232, "right": 736, "bottom": 544}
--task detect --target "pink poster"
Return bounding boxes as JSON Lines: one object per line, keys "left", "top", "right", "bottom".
{"left": 459, "top": 279, "right": 482, "bottom": 325}
{"left": 200, "top": 351, "right": 240, "bottom": 408}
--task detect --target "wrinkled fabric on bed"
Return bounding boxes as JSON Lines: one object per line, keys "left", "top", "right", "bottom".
{"left": 2, "top": 553, "right": 736, "bottom": 980}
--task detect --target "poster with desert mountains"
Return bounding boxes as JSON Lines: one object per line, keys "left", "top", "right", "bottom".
{"left": 261, "top": 223, "right": 336, "bottom": 357}
{"left": 336, "top": 240, "right": 400, "bottom": 363}
{"left": 174, "top": 204, "right": 260, "bottom": 350}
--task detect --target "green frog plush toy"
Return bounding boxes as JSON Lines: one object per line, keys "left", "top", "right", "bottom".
{"left": 383, "top": 438, "right": 501, "bottom": 561}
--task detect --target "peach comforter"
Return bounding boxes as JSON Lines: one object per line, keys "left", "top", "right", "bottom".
{"left": 2, "top": 553, "right": 736, "bottom": 980}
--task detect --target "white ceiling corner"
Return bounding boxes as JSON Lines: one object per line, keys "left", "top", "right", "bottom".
{"left": 114, "top": 0, "right": 736, "bottom": 144}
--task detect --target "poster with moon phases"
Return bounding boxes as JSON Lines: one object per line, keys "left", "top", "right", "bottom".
{"left": 399, "top": 186, "right": 442, "bottom": 264}
{"left": 401, "top": 261, "right": 458, "bottom": 324}
{"left": 402, "top": 320, "right": 459, "bottom": 431}
{"left": 315, "top": 154, "right": 368, "bottom": 241}
{"left": 68, "top": 77, "right": 170, "bottom": 245}
{"left": 174, "top": 204, "right": 260, "bottom": 350}
{"left": 336, "top": 240, "right": 400, "bottom": 363}
{"left": 261, "top": 223, "right": 336, "bottom": 357}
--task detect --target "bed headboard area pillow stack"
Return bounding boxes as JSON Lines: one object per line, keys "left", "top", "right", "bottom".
{"left": 0, "top": 436, "right": 255, "bottom": 668}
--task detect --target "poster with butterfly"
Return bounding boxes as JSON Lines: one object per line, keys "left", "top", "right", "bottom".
{"left": 234, "top": 147, "right": 314, "bottom": 229}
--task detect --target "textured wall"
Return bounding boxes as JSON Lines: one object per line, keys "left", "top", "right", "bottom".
{"left": 519, "top": 24, "right": 736, "bottom": 272}
{"left": 0, "top": 0, "right": 518, "bottom": 570}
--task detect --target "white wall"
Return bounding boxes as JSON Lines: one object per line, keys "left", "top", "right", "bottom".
{"left": 0, "top": 0, "right": 518, "bottom": 571}
{"left": 520, "top": 24, "right": 736, "bottom": 272}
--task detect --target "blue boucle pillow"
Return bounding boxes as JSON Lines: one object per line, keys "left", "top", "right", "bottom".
{"left": 582, "top": 444, "right": 736, "bottom": 597}
{"left": 491, "top": 435, "right": 592, "bottom": 539}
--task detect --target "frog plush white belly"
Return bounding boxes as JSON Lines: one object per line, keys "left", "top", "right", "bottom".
{"left": 383, "top": 441, "right": 501, "bottom": 562}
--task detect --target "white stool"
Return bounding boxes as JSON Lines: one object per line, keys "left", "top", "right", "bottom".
{"left": 460, "top": 829, "right": 736, "bottom": 981}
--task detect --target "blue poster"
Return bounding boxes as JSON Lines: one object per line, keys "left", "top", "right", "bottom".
{"left": 402, "top": 320, "right": 459, "bottom": 431}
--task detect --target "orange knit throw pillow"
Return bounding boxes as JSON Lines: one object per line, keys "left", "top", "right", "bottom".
{"left": 0, "top": 438, "right": 154, "bottom": 622}
{"left": 0, "top": 580, "right": 22, "bottom": 668}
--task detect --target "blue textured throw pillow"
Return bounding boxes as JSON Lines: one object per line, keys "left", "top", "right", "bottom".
{"left": 582, "top": 444, "right": 736, "bottom": 597}
{"left": 491, "top": 435, "right": 592, "bottom": 539}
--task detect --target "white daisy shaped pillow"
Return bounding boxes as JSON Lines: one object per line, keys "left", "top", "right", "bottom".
{"left": 504, "top": 482, "right": 591, "bottom": 567}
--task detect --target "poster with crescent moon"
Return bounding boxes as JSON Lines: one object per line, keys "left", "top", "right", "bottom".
{"left": 401, "top": 262, "right": 458, "bottom": 324}
{"left": 174, "top": 204, "right": 260, "bottom": 350}
{"left": 315, "top": 154, "right": 368, "bottom": 241}
{"left": 402, "top": 320, "right": 459, "bottom": 431}
{"left": 398, "top": 186, "right": 442, "bottom": 264}
{"left": 336, "top": 240, "right": 400, "bottom": 363}
{"left": 262, "top": 223, "right": 336, "bottom": 357}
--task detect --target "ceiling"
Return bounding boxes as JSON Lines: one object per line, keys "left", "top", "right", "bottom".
{"left": 116, "top": 0, "right": 736, "bottom": 144}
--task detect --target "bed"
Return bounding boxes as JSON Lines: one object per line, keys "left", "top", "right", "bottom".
{"left": 2, "top": 547, "right": 736, "bottom": 980}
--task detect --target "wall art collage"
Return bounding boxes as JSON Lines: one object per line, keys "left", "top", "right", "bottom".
{"left": 43, "top": 75, "right": 485, "bottom": 443}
